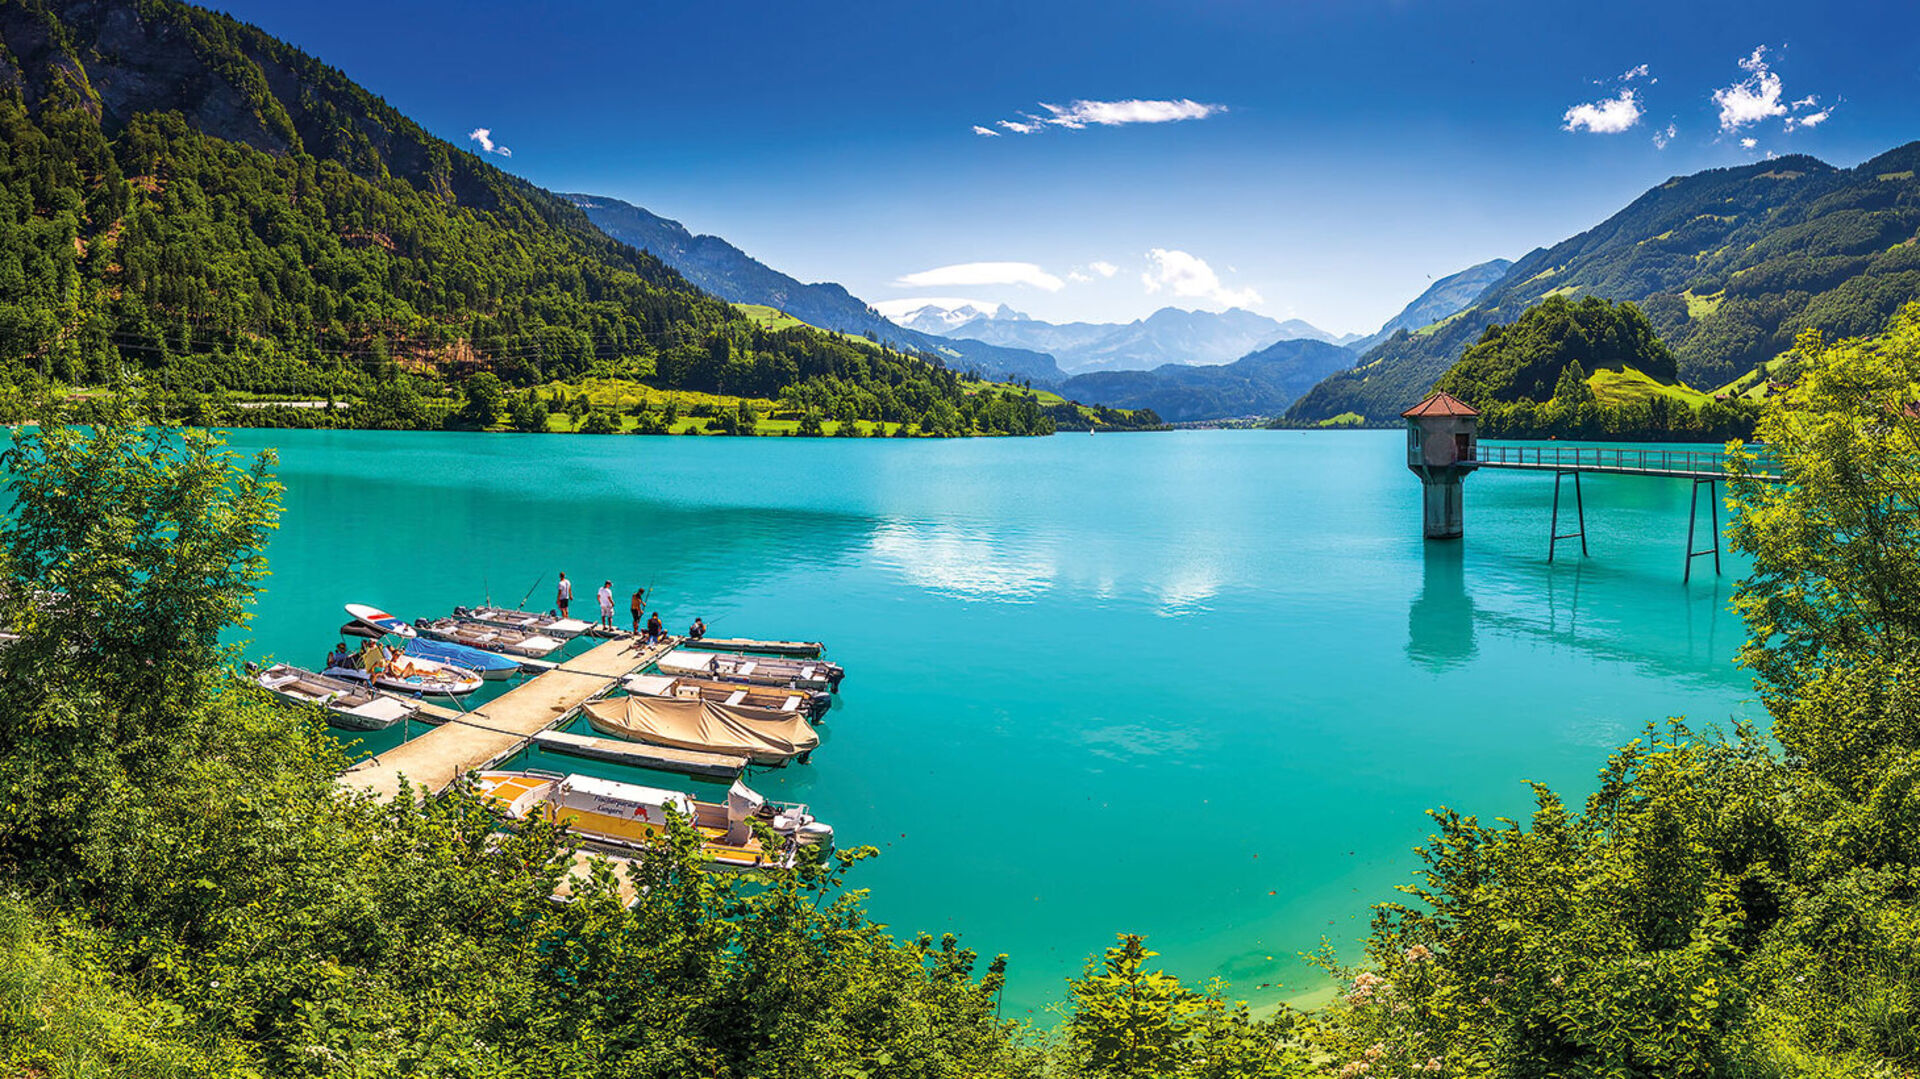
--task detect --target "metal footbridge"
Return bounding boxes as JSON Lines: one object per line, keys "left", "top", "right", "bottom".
{"left": 1467, "top": 441, "right": 1784, "bottom": 581}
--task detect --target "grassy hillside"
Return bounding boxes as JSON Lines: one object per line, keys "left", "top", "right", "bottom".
{"left": 1291, "top": 145, "right": 1920, "bottom": 421}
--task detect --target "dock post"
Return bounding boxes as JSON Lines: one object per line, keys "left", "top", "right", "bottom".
{"left": 1403, "top": 393, "right": 1481, "bottom": 541}
{"left": 1549, "top": 471, "right": 1589, "bottom": 562}
{"left": 1684, "top": 478, "right": 1722, "bottom": 582}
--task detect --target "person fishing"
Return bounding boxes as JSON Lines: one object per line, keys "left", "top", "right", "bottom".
{"left": 687, "top": 617, "right": 706, "bottom": 640}
{"left": 646, "top": 610, "right": 665, "bottom": 644}
{"left": 630, "top": 586, "right": 646, "bottom": 633}
{"left": 556, "top": 571, "right": 573, "bottom": 617}
{"left": 597, "top": 580, "right": 615, "bottom": 631}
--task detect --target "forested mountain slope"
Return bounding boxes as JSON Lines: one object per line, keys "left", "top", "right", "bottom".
{"left": 567, "top": 193, "right": 1068, "bottom": 385}
{"left": 1341, "top": 257, "right": 1511, "bottom": 355}
{"left": 1290, "top": 146, "right": 1920, "bottom": 421}
{"left": 0, "top": 0, "right": 1072, "bottom": 435}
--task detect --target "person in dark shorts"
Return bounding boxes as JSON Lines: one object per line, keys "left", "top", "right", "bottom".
{"left": 556, "top": 572, "right": 572, "bottom": 617}
{"left": 687, "top": 618, "right": 706, "bottom": 640}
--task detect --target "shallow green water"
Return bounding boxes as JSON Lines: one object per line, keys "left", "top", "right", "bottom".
{"left": 229, "top": 427, "right": 1758, "bottom": 1019}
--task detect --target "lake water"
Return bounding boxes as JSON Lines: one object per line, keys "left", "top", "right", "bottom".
{"left": 227, "top": 427, "right": 1760, "bottom": 1019}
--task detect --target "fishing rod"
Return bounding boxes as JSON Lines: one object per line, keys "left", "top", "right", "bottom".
{"left": 514, "top": 574, "right": 545, "bottom": 612}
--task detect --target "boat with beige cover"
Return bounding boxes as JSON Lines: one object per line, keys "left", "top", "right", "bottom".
{"left": 471, "top": 770, "right": 833, "bottom": 870}
{"left": 580, "top": 695, "right": 819, "bottom": 765}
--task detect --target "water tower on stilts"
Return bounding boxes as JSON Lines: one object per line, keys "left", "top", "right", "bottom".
{"left": 1402, "top": 392, "right": 1480, "bottom": 540}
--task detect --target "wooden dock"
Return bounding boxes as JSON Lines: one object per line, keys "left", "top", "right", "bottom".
{"left": 339, "top": 636, "right": 675, "bottom": 800}
{"left": 531, "top": 729, "right": 747, "bottom": 779}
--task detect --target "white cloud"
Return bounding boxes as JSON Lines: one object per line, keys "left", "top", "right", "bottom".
{"left": 1791, "top": 109, "right": 1831, "bottom": 129}
{"left": 1141, "top": 248, "right": 1261, "bottom": 309}
{"left": 971, "top": 125, "right": 999, "bottom": 137}
{"left": 1741, "top": 137, "right": 1758, "bottom": 149}
{"left": 1041, "top": 98, "right": 1223, "bottom": 127}
{"left": 1652, "top": 122, "right": 1677, "bottom": 149}
{"left": 1620, "top": 63, "right": 1651, "bottom": 81}
{"left": 1067, "top": 270, "right": 1091, "bottom": 283}
{"left": 895, "top": 261, "right": 1065, "bottom": 292}
{"left": 974, "top": 98, "right": 1224, "bottom": 136}
{"left": 1562, "top": 89, "right": 1643, "bottom": 134}
{"left": 467, "top": 127, "right": 511, "bottom": 157}
{"left": 1089, "top": 260, "right": 1118, "bottom": 277}
{"left": 1713, "top": 47, "right": 1788, "bottom": 131}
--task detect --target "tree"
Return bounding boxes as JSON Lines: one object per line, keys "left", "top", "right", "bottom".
{"left": 1062, "top": 935, "right": 1302, "bottom": 1078}
{"left": 454, "top": 371, "right": 508, "bottom": 429}
{"left": 1727, "top": 302, "right": 1920, "bottom": 794}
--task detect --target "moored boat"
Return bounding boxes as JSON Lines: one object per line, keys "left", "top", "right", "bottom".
{"left": 623, "top": 672, "right": 830, "bottom": 721}
{"left": 416, "top": 616, "right": 564, "bottom": 659}
{"left": 455, "top": 604, "right": 593, "bottom": 640}
{"left": 472, "top": 770, "right": 833, "bottom": 870}
{"left": 580, "top": 695, "right": 819, "bottom": 765}
{"left": 656, "top": 649, "right": 845, "bottom": 692}
{"left": 403, "top": 636, "right": 522, "bottom": 680}
{"left": 691, "top": 636, "right": 826, "bottom": 658}
{"left": 325, "top": 653, "right": 484, "bottom": 696}
{"left": 345, "top": 603, "right": 417, "bottom": 638}
{"left": 252, "top": 662, "right": 419, "bottom": 730}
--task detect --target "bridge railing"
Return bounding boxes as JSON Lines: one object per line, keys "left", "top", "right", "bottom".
{"left": 1470, "top": 442, "right": 1779, "bottom": 478}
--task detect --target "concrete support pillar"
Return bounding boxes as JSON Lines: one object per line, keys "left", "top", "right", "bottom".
{"left": 1421, "top": 478, "right": 1464, "bottom": 540}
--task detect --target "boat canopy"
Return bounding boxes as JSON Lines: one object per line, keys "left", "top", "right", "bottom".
{"left": 581, "top": 696, "right": 818, "bottom": 763}
{"left": 556, "top": 773, "right": 695, "bottom": 824}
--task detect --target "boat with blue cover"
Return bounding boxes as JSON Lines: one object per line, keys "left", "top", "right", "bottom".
{"left": 403, "top": 636, "right": 523, "bottom": 680}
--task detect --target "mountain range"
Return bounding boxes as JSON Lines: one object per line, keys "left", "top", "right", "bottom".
{"left": 894, "top": 301, "right": 1359, "bottom": 375}
{"left": 1290, "top": 147, "right": 1920, "bottom": 422}
{"left": 568, "top": 195, "right": 1066, "bottom": 385}
{"left": 1055, "top": 338, "right": 1359, "bottom": 423}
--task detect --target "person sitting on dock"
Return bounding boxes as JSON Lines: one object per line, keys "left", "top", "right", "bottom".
{"left": 326, "top": 642, "right": 352, "bottom": 670}
{"left": 646, "top": 611, "right": 665, "bottom": 643}
{"left": 556, "top": 572, "right": 572, "bottom": 618}
{"left": 630, "top": 586, "right": 646, "bottom": 633}
{"left": 597, "top": 580, "right": 616, "bottom": 631}
{"left": 688, "top": 617, "right": 706, "bottom": 640}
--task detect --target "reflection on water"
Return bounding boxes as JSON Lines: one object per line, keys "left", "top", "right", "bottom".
{"left": 1407, "top": 542, "right": 1476, "bottom": 670}
{"left": 867, "top": 519, "right": 1056, "bottom": 600}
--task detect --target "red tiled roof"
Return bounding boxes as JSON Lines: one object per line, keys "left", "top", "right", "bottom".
{"left": 1401, "top": 391, "right": 1479, "bottom": 418}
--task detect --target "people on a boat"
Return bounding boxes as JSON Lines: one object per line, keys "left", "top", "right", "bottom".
{"left": 630, "top": 586, "right": 646, "bottom": 632}
{"left": 358, "top": 638, "right": 386, "bottom": 679}
{"left": 646, "top": 611, "right": 665, "bottom": 643}
{"left": 326, "top": 642, "right": 352, "bottom": 670}
{"left": 688, "top": 617, "right": 706, "bottom": 640}
{"left": 556, "top": 572, "right": 572, "bottom": 617}
{"left": 597, "top": 580, "right": 615, "bottom": 631}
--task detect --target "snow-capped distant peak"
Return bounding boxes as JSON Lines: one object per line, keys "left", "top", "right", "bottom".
{"left": 876, "top": 298, "right": 1030, "bottom": 336}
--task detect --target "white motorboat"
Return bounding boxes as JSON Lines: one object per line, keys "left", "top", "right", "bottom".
{"left": 252, "top": 662, "right": 420, "bottom": 730}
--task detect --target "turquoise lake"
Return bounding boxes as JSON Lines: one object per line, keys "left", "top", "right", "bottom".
{"left": 225, "top": 427, "right": 1760, "bottom": 1019}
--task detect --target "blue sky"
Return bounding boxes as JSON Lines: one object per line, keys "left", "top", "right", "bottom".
{"left": 220, "top": 0, "right": 1920, "bottom": 334}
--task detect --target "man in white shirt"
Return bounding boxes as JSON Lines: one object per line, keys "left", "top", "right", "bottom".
{"left": 597, "top": 580, "right": 615, "bottom": 631}
{"left": 556, "top": 572, "right": 572, "bottom": 617}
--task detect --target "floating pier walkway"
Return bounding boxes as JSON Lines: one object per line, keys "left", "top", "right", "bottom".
{"left": 340, "top": 635, "right": 682, "bottom": 800}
